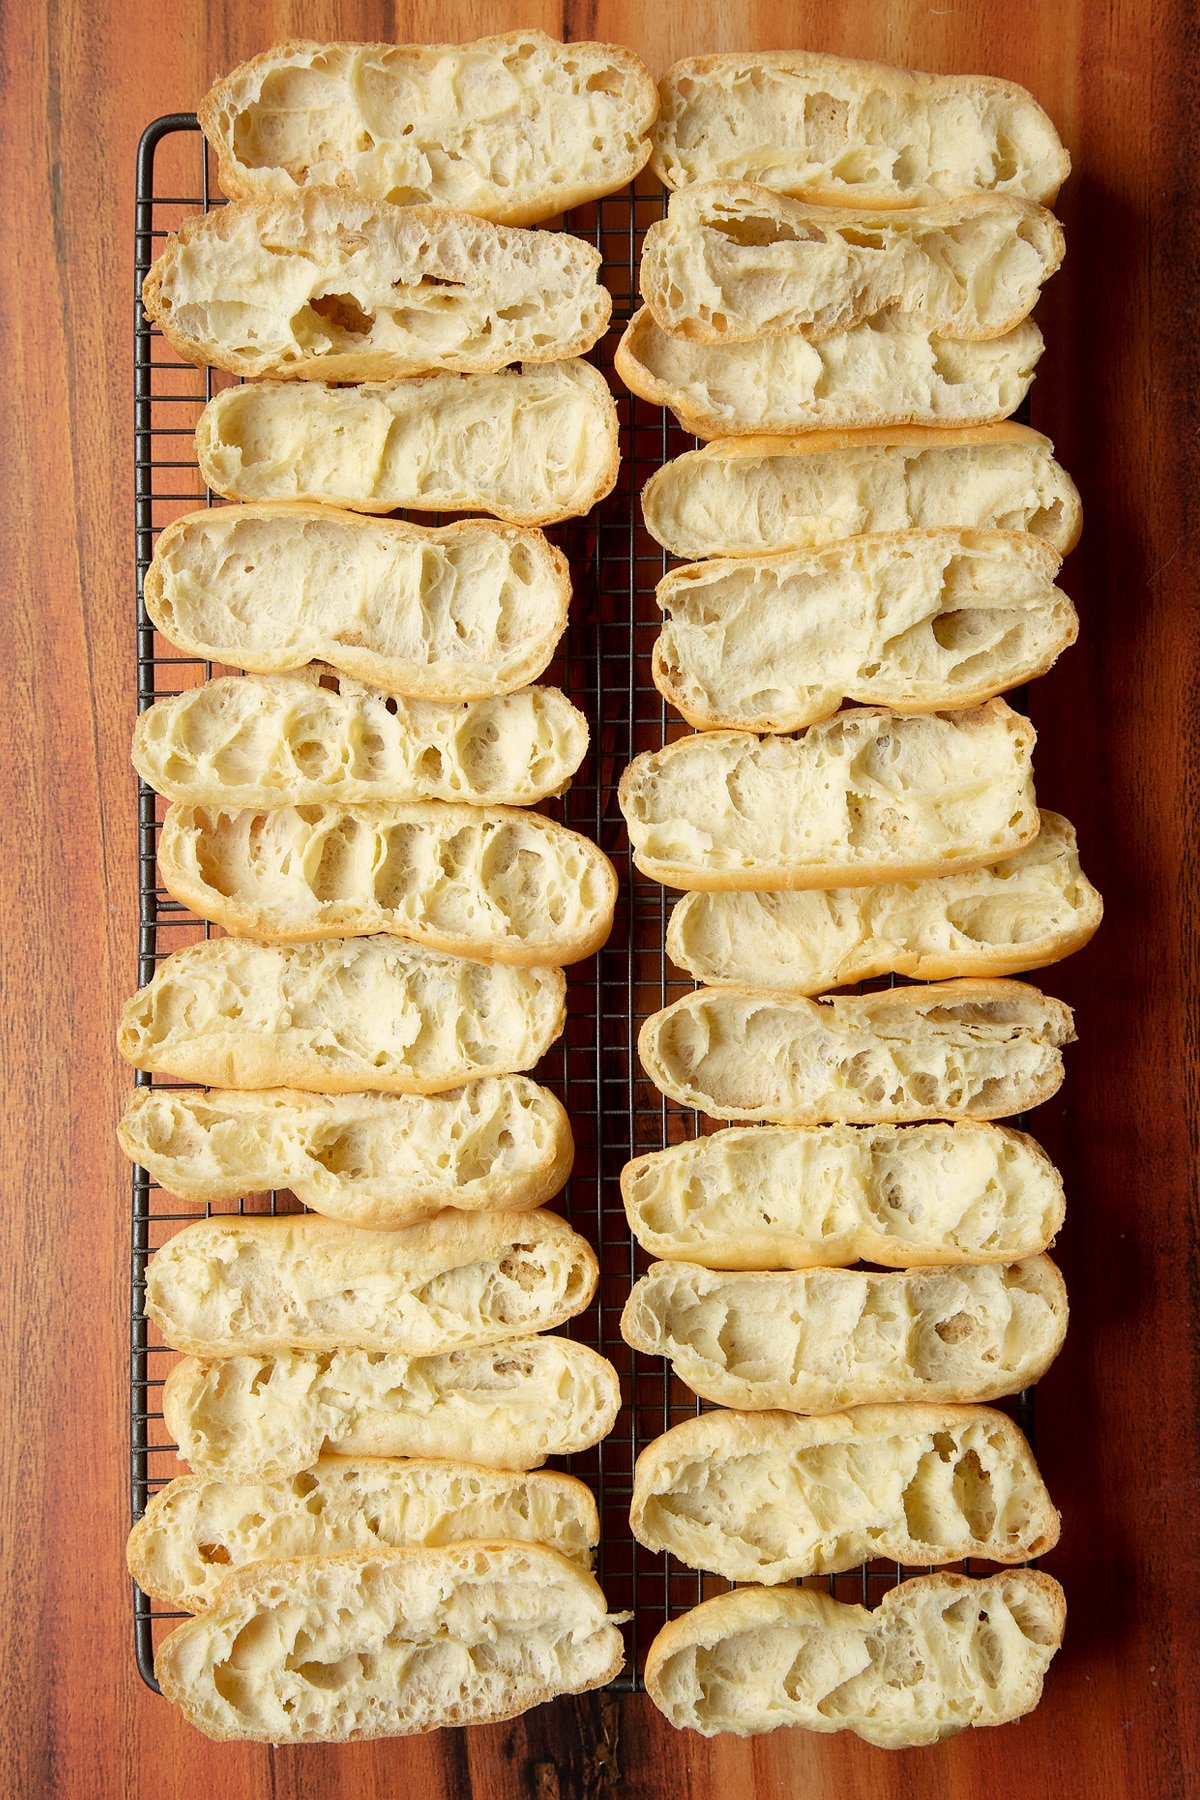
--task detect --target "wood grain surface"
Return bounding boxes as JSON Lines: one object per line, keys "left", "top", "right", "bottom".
{"left": 2, "top": 0, "right": 1197, "bottom": 1794}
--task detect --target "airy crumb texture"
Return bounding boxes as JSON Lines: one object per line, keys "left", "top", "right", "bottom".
{"left": 144, "top": 190, "right": 610, "bottom": 379}
{"left": 157, "top": 800, "right": 618, "bottom": 966}
{"left": 156, "top": 1543, "right": 625, "bottom": 1740}
{"left": 644, "top": 1570, "right": 1065, "bottom": 1745}
{"left": 195, "top": 362, "right": 620, "bottom": 525}
{"left": 619, "top": 700, "right": 1038, "bottom": 891}
{"left": 201, "top": 32, "right": 659, "bottom": 222}
{"left": 129, "top": 1458, "right": 601, "bottom": 1612}
{"left": 620, "top": 1256, "right": 1068, "bottom": 1409}
{"left": 118, "top": 1079, "right": 573, "bottom": 1229}
{"left": 117, "top": 937, "right": 566, "bottom": 1094}
{"left": 639, "top": 978, "right": 1075, "bottom": 1123}
{"left": 621, "top": 1119, "right": 1065, "bottom": 1269}
{"left": 134, "top": 675, "right": 588, "bottom": 809}
{"left": 144, "top": 1210, "right": 598, "bottom": 1356}
{"left": 144, "top": 507, "right": 571, "bottom": 698}
{"left": 630, "top": 1405, "right": 1059, "bottom": 1580}
{"left": 615, "top": 306, "right": 1042, "bottom": 437}
{"left": 651, "top": 52, "right": 1069, "bottom": 206}
{"left": 666, "top": 810, "right": 1102, "bottom": 992}
{"left": 641, "top": 187, "right": 1063, "bottom": 343}
{"left": 641, "top": 424, "right": 1082, "bottom": 559}
{"left": 652, "top": 529, "right": 1075, "bottom": 730}
{"left": 163, "top": 1336, "right": 622, "bottom": 1479}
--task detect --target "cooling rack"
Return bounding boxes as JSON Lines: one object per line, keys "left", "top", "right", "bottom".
{"left": 131, "top": 114, "right": 1034, "bottom": 1694}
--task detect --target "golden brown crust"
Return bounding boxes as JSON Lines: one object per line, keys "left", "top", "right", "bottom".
{"left": 685, "top": 421, "right": 1055, "bottom": 458}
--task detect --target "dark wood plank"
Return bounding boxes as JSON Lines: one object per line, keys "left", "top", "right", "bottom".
{"left": 1, "top": 0, "right": 1195, "bottom": 1794}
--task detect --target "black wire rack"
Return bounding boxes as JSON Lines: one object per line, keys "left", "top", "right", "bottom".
{"left": 131, "top": 114, "right": 1035, "bottom": 1697}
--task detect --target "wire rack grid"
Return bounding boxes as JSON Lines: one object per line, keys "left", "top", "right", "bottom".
{"left": 131, "top": 115, "right": 1034, "bottom": 1695}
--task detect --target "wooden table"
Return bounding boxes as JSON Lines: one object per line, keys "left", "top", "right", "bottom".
{"left": 3, "top": 1, "right": 1196, "bottom": 1794}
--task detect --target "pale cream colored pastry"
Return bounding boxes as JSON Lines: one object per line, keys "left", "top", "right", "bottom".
{"left": 639, "top": 979, "right": 1074, "bottom": 1123}
{"left": 144, "top": 190, "right": 610, "bottom": 379}
{"left": 652, "top": 52, "right": 1069, "bottom": 206}
{"left": 620, "top": 1255, "right": 1067, "bottom": 1409}
{"left": 641, "top": 424, "right": 1082, "bottom": 559}
{"left": 644, "top": 1571, "right": 1065, "bottom": 1745}
{"left": 118, "top": 1080, "right": 573, "bottom": 1229}
{"left": 615, "top": 307, "right": 1042, "bottom": 438}
{"left": 117, "top": 938, "right": 565, "bottom": 1095}
{"left": 195, "top": 362, "right": 619, "bottom": 526}
{"left": 653, "top": 530, "right": 1075, "bottom": 731}
{"left": 157, "top": 801, "right": 618, "bottom": 967}
{"left": 129, "top": 1458, "right": 601, "bottom": 1611}
{"left": 666, "top": 812, "right": 1101, "bottom": 992}
{"left": 621, "top": 1120, "right": 1064, "bottom": 1269}
{"left": 145, "top": 1210, "right": 597, "bottom": 1356}
{"left": 641, "top": 188, "right": 1063, "bottom": 343}
{"left": 156, "top": 1542, "right": 625, "bottom": 1741}
{"left": 630, "top": 1406, "right": 1059, "bottom": 1580}
{"left": 144, "top": 507, "right": 570, "bottom": 698}
{"left": 619, "top": 701, "right": 1038, "bottom": 891}
{"left": 163, "top": 1336, "right": 621, "bottom": 1479}
{"left": 133, "top": 675, "right": 588, "bottom": 809}
{"left": 200, "top": 33, "right": 659, "bottom": 223}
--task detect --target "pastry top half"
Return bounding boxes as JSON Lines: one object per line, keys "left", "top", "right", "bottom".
{"left": 195, "top": 361, "right": 620, "bottom": 527}
{"left": 619, "top": 700, "right": 1039, "bottom": 892}
{"left": 201, "top": 32, "right": 658, "bottom": 221}
{"left": 143, "top": 507, "right": 572, "bottom": 699}
{"left": 163, "top": 1335, "right": 622, "bottom": 1480}
{"left": 118, "top": 1079, "right": 573, "bottom": 1229}
{"left": 651, "top": 51, "right": 1069, "bottom": 206}
{"left": 117, "top": 937, "right": 566, "bottom": 1095}
{"left": 144, "top": 1208, "right": 598, "bottom": 1356}
{"left": 621, "top": 1255, "right": 1068, "bottom": 1410}
{"left": 640, "top": 424, "right": 1082, "bottom": 560}
{"left": 639, "top": 978, "right": 1075, "bottom": 1124}
{"left": 616, "top": 305, "right": 1043, "bottom": 438}
{"left": 643, "top": 1570, "right": 1066, "bottom": 1745}
{"left": 651, "top": 528, "right": 1076, "bottom": 732}
{"left": 133, "top": 674, "right": 589, "bottom": 810}
{"left": 155, "top": 1542, "right": 626, "bottom": 1741}
{"left": 641, "top": 186, "right": 1063, "bottom": 343}
{"left": 630, "top": 1404, "right": 1059, "bottom": 1581}
{"left": 144, "top": 189, "right": 611, "bottom": 379}
{"left": 622, "top": 1119, "right": 1065, "bottom": 1269}
{"left": 129, "top": 1456, "right": 602, "bottom": 1612}
{"left": 665, "top": 810, "right": 1101, "bottom": 993}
